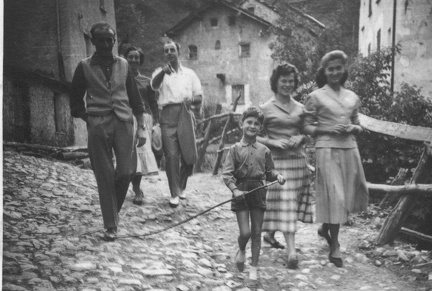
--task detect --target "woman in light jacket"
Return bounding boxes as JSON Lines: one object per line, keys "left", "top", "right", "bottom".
{"left": 303, "top": 50, "right": 369, "bottom": 267}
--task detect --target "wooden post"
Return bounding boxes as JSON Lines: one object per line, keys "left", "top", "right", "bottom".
{"left": 195, "top": 104, "right": 221, "bottom": 172}
{"left": 212, "top": 93, "right": 242, "bottom": 175}
{"left": 378, "top": 168, "right": 408, "bottom": 209}
{"left": 377, "top": 146, "right": 432, "bottom": 245}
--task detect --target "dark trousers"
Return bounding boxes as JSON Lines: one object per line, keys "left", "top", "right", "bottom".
{"left": 160, "top": 104, "right": 193, "bottom": 198}
{"left": 87, "top": 113, "right": 134, "bottom": 229}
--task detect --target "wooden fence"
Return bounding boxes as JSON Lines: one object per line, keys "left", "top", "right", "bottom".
{"left": 197, "top": 109, "right": 432, "bottom": 245}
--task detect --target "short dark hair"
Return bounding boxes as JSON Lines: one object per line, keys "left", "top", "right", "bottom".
{"left": 164, "top": 40, "right": 181, "bottom": 54}
{"left": 270, "top": 63, "right": 299, "bottom": 93}
{"left": 242, "top": 106, "right": 264, "bottom": 124}
{"left": 315, "top": 50, "right": 349, "bottom": 88}
{"left": 124, "top": 46, "right": 145, "bottom": 65}
{"left": 90, "top": 22, "right": 116, "bottom": 39}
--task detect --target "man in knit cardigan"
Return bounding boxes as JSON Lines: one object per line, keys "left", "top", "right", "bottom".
{"left": 70, "top": 22, "right": 146, "bottom": 241}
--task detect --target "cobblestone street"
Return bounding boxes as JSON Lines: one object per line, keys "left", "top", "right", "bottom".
{"left": 2, "top": 150, "right": 426, "bottom": 291}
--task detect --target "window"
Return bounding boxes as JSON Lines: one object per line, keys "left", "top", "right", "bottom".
{"left": 377, "top": 29, "right": 381, "bottom": 51}
{"left": 240, "top": 43, "right": 250, "bottom": 58}
{"left": 247, "top": 6, "right": 255, "bottom": 14}
{"left": 188, "top": 45, "right": 198, "bottom": 60}
{"left": 215, "top": 40, "right": 221, "bottom": 50}
{"left": 232, "top": 85, "right": 245, "bottom": 105}
{"left": 228, "top": 15, "right": 236, "bottom": 26}
{"left": 368, "top": 43, "right": 371, "bottom": 56}
{"left": 369, "top": 0, "right": 372, "bottom": 17}
{"left": 210, "top": 18, "right": 218, "bottom": 27}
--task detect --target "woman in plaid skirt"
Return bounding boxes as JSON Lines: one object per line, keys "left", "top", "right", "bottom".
{"left": 257, "top": 64, "right": 313, "bottom": 269}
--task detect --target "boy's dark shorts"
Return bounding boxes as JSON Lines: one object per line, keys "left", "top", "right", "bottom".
{"left": 231, "top": 180, "right": 267, "bottom": 211}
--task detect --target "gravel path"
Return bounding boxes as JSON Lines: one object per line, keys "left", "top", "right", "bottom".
{"left": 2, "top": 150, "right": 426, "bottom": 291}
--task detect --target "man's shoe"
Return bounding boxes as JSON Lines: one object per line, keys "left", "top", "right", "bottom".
{"left": 179, "top": 192, "right": 187, "bottom": 200}
{"left": 132, "top": 190, "right": 144, "bottom": 205}
{"left": 169, "top": 196, "right": 179, "bottom": 208}
{"left": 103, "top": 228, "right": 117, "bottom": 241}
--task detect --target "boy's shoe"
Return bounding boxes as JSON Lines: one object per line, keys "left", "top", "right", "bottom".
{"left": 169, "top": 196, "right": 179, "bottom": 208}
{"left": 179, "top": 192, "right": 187, "bottom": 200}
{"left": 103, "top": 228, "right": 117, "bottom": 241}
{"left": 235, "top": 250, "right": 245, "bottom": 272}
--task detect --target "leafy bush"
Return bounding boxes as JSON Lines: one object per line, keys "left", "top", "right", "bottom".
{"left": 347, "top": 46, "right": 432, "bottom": 183}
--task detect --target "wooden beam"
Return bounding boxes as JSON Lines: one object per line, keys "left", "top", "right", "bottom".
{"left": 212, "top": 93, "right": 242, "bottom": 175}
{"left": 400, "top": 227, "right": 432, "bottom": 243}
{"left": 367, "top": 183, "right": 432, "bottom": 194}
{"left": 377, "top": 147, "right": 432, "bottom": 245}
{"left": 196, "top": 112, "right": 241, "bottom": 126}
{"left": 359, "top": 114, "right": 432, "bottom": 142}
{"left": 379, "top": 168, "right": 408, "bottom": 209}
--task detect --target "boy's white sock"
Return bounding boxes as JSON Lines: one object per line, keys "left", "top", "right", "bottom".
{"left": 249, "top": 266, "right": 257, "bottom": 280}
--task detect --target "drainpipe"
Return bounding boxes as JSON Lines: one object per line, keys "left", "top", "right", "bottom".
{"left": 390, "top": 0, "right": 397, "bottom": 93}
{"left": 56, "top": 0, "right": 66, "bottom": 82}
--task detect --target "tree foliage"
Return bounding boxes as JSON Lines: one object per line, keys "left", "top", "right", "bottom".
{"left": 270, "top": 0, "right": 359, "bottom": 83}
{"left": 114, "top": 0, "right": 207, "bottom": 76}
{"left": 347, "top": 46, "right": 432, "bottom": 183}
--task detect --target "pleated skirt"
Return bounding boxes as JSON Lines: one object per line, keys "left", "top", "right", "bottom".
{"left": 262, "top": 151, "right": 313, "bottom": 233}
{"left": 315, "top": 147, "right": 369, "bottom": 224}
{"left": 133, "top": 114, "right": 159, "bottom": 175}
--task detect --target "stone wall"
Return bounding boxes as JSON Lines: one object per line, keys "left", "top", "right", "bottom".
{"left": 172, "top": 5, "right": 277, "bottom": 113}
{"left": 359, "top": 0, "right": 432, "bottom": 99}
{"left": 393, "top": 0, "right": 432, "bottom": 99}
{"left": 3, "top": 0, "right": 117, "bottom": 147}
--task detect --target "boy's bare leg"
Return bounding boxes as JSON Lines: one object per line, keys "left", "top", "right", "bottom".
{"left": 249, "top": 209, "right": 265, "bottom": 280}
{"left": 235, "top": 210, "right": 251, "bottom": 269}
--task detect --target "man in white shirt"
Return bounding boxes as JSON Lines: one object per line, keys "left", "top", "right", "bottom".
{"left": 151, "top": 41, "right": 203, "bottom": 207}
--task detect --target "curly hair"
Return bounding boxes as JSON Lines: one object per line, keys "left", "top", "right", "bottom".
{"left": 242, "top": 106, "right": 265, "bottom": 124}
{"left": 315, "top": 50, "right": 348, "bottom": 88}
{"left": 270, "top": 63, "right": 299, "bottom": 93}
{"left": 124, "top": 46, "right": 145, "bottom": 66}
{"left": 90, "top": 22, "right": 116, "bottom": 38}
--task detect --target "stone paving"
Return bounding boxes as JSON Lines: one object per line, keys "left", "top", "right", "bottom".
{"left": 2, "top": 150, "right": 426, "bottom": 291}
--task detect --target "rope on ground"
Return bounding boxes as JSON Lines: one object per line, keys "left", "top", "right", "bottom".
{"left": 4, "top": 181, "right": 279, "bottom": 241}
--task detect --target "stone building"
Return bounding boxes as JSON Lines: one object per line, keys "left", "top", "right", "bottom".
{"left": 359, "top": 0, "right": 432, "bottom": 99}
{"left": 3, "top": 0, "right": 117, "bottom": 147}
{"left": 165, "top": 0, "right": 324, "bottom": 112}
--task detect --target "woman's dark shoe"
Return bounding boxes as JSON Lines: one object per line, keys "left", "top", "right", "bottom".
{"left": 132, "top": 190, "right": 144, "bottom": 205}
{"left": 263, "top": 235, "right": 285, "bottom": 249}
{"left": 329, "top": 254, "right": 343, "bottom": 268}
{"left": 235, "top": 250, "right": 245, "bottom": 272}
{"left": 318, "top": 226, "right": 332, "bottom": 247}
{"left": 287, "top": 254, "right": 299, "bottom": 269}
